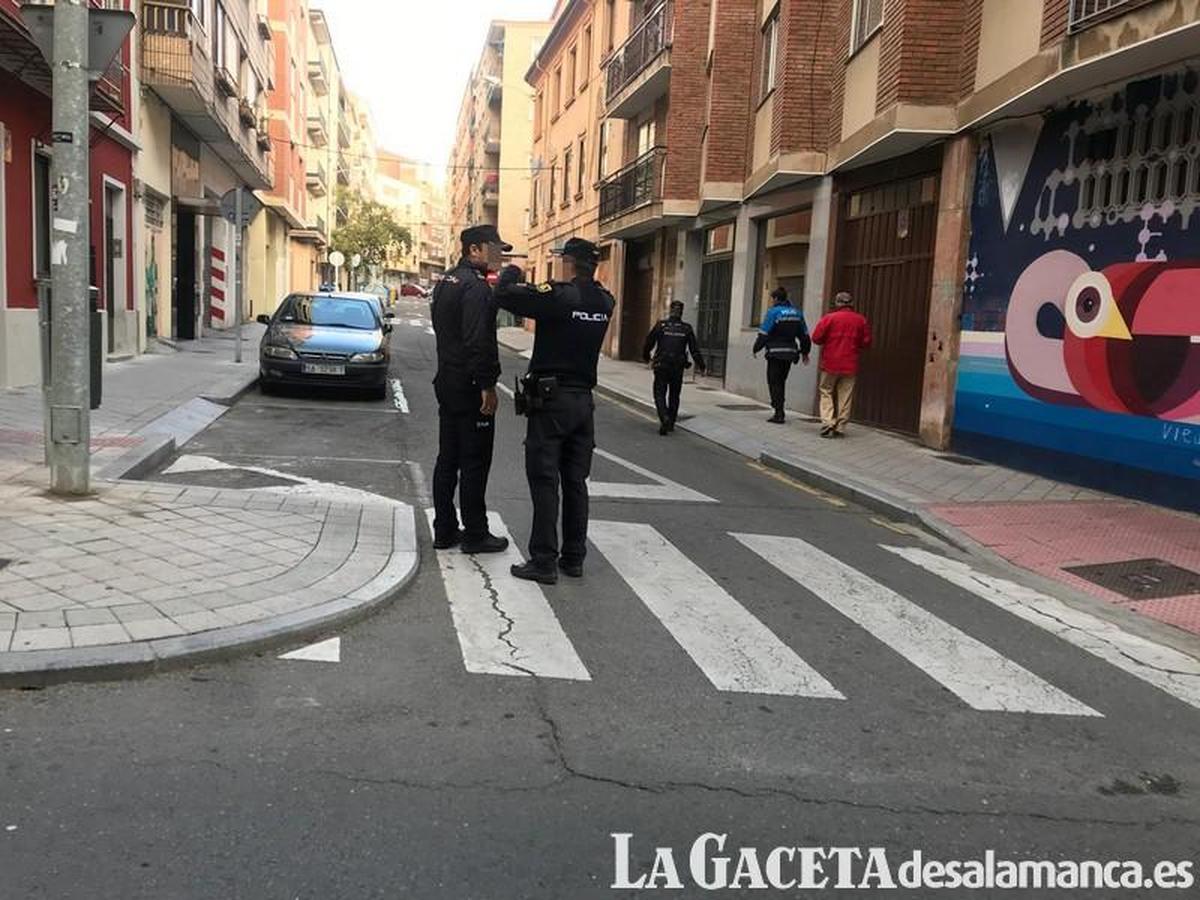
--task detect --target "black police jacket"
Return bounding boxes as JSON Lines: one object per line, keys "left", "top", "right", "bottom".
{"left": 495, "top": 275, "right": 615, "bottom": 390}
{"left": 643, "top": 317, "right": 704, "bottom": 373}
{"left": 431, "top": 259, "right": 501, "bottom": 409}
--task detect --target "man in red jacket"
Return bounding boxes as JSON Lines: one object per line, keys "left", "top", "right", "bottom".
{"left": 810, "top": 292, "right": 872, "bottom": 438}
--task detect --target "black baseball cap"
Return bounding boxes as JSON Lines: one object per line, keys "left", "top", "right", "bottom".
{"left": 460, "top": 224, "right": 513, "bottom": 252}
{"left": 553, "top": 237, "right": 600, "bottom": 265}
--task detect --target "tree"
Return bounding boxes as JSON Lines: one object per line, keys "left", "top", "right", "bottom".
{"left": 331, "top": 190, "right": 412, "bottom": 276}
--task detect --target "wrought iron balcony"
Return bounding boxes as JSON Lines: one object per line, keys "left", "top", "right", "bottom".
{"left": 307, "top": 161, "right": 328, "bottom": 197}
{"left": 307, "top": 109, "right": 329, "bottom": 147}
{"left": 599, "top": 147, "right": 666, "bottom": 222}
{"left": 308, "top": 57, "right": 329, "bottom": 96}
{"left": 604, "top": 1, "right": 672, "bottom": 118}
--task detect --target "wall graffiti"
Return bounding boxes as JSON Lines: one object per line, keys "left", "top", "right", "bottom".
{"left": 956, "top": 65, "right": 1200, "bottom": 481}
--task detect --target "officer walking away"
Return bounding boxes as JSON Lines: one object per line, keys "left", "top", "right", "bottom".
{"left": 752, "top": 287, "right": 811, "bottom": 424}
{"left": 495, "top": 238, "right": 615, "bottom": 585}
{"left": 811, "top": 291, "right": 872, "bottom": 438}
{"left": 430, "top": 224, "right": 510, "bottom": 554}
{"left": 643, "top": 300, "right": 705, "bottom": 435}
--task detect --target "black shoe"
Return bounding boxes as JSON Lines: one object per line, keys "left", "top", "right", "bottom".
{"left": 461, "top": 533, "right": 509, "bottom": 554}
{"left": 659, "top": 422, "right": 669, "bottom": 436}
{"left": 832, "top": 430, "right": 847, "bottom": 438}
{"left": 820, "top": 425, "right": 834, "bottom": 437}
{"left": 510, "top": 561, "right": 557, "bottom": 584}
{"left": 767, "top": 413, "right": 785, "bottom": 424}
{"left": 433, "top": 529, "right": 463, "bottom": 550}
{"left": 667, "top": 419, "right": 676, "bottom": 433}
{"left": 558, "top": 559, "right": 583, "bottom": 578}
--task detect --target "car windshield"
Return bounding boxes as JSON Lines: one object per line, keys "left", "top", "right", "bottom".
{"left": 277, "top": 295, "right": 378, "bottom": 330}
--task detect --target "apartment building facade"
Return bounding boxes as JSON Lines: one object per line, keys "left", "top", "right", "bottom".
{"left": 448, "top": 19, "right": 550, "bottom": 270}
{"left": 581, "top": 0, "right": 1199, "bottom": 493}
{"left": 526, "top": 0, "right": 631, "bottom": 350}
{"left": 0, "top": 0, "right": 139, "bottom": 388}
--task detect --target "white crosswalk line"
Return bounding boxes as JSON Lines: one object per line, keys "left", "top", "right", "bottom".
{"left": 885, "top": 545, "right": 1200, "bottom": 711}
{"left": 736, "top": 533, "right": 1099, "bottom": 716}
{"left": 590, "top": 521, "right": 843, "bottom": 698}
{"left": 424, "top": 510, "right": 591, "bottom": 681}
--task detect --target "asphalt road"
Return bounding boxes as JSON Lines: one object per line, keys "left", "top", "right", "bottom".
{"left": 2, "top": 298, "right": 1200, "bottom": 899}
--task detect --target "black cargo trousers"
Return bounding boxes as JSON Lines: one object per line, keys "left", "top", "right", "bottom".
{"left": 524, "top": 388, "right": 595, "bottom": 569}
{"left": 651, "top": 362, "right": 686, "bottom": 427}
{"left": 432, "top": 388, "right": 496, "bottom": 542}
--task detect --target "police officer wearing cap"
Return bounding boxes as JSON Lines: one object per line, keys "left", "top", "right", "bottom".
{"left": 643, "top": 300, "right": 705, "bottom": 436}
{"left": 430, "top": 224, "right": 510, "bottom": 555}
{"left": 495, "top": 238, "right": 614, "bottom": 584}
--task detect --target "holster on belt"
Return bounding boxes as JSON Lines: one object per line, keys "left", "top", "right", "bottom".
{"left": 514, "top": 374, "right": 557, "bottom": 416}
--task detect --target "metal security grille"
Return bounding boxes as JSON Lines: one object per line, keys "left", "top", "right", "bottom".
{"left": 1064, "top": 558, "right": 1200, "bottom": 600}
{"left": 1068, "top": 0, "right": 1149, "bottom": 31}
{"left": 697, "top": 258, "right": 733, "bottom": 379}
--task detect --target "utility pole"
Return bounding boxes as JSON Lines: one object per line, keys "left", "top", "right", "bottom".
{"left": 47, "top": 0, "right": 91, "bottom": 495}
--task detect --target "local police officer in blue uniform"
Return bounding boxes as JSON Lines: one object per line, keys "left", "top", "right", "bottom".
{"left": 753, "top": 286, "right": 811, "bottom": 424}
{"left": 430, "top": 224, "right": 510, "bottom": 554}
{"left": 495, "top": 238, "right": 615, "bottom": 584}
{"left": 643, "top": 300, "right": 705, "bottom": 436}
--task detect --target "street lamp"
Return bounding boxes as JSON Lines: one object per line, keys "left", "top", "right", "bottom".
{"left": 20, "top": 1, "right": 136, "bottom": 496}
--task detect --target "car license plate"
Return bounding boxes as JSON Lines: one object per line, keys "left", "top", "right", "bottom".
{"left": 302, "top": 363, "right": 345, "bottom": 376}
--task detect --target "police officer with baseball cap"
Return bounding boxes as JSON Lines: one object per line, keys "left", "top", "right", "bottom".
{"left": 429, "top": 224, "right": 512, "bottom": 554}
{"left": 495, "top": 237, "right": 614, "bottom": 584}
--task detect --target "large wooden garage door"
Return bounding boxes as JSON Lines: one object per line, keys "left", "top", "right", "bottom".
{"left": 834, "top": 174, "right": 938, "bottom": 434}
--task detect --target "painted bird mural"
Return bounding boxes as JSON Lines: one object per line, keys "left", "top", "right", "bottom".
{"left": 1005, "top": 252, "right": 1200, "bottom": 423}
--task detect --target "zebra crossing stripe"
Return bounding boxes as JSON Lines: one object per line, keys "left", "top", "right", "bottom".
{"left": 735, "top": 533, "right": 1100, "bottom": 716}
{"left": 424, "top": 510, "right": 591, "bottom": 681}
{"left": 589, "top": 521, "right": 844, "bottom": 698}
{"left": 885, "top": 545, "right": 1200, "bottom": 711}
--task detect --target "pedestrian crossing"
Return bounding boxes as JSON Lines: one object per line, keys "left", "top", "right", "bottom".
{"left": 426, "top": 511, "right": 1200, "bottom": 715}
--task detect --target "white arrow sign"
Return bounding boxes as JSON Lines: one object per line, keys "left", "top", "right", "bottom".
{"left": 279, "top": 637, "right": 341, "bottom": 663}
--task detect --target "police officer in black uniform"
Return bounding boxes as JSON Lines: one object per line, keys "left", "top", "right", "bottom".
{"left": 430, "top": 224, "right": 510, "bottom": 554}
{"left": 495, "top": 238, "right": 614, "bottom": 584}
{"left": 643, "top": 300, "right": 705, "bottom": 436}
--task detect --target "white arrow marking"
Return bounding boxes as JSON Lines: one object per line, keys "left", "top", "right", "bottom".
{"left": 279, "top": 637, "right": 341, "bottom": 663}
{"left": 588, "top": 448, "right": 717, "bottom": 503}
{"left": 390, "top": 377, "right": 409, "bottom": 414}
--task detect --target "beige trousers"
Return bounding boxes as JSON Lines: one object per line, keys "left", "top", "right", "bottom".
{"left": 818, "top": 372, "right": 856, "bottom": 431}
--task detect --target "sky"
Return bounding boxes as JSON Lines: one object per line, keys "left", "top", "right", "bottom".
{"left": 318, "top": 0, "right": 555, "bottom": 179}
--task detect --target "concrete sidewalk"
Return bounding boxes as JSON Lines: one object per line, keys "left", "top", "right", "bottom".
{"left": 499, "top": 327, "right": 1200, "bottom": 640}
{"left": 0, "top": 328, "right": 419, "bottom": 685}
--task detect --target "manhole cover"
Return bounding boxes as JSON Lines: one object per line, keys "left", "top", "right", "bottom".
{"left": 717, "top": 404, "right": 770, "bottom": 412}
{"left": 1064, "top": 558, "right": 1200, "bottom": 600}
{"left": 936, "top": 454, "right": 986, "bottom": 466}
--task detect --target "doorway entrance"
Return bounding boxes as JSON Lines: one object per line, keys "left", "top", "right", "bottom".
{"left": 174, "top": 210, "right": 197, "bottom": 340}
{"left": 698, "top": 258, "right": 732, "bottom": 378}
{"left": 834, "top": 173, "right": 939, "bottom": 433}
{"left": 103, "top": 182, "right": 127, "bottom": 354}
{"left": 619, "top": 237, "right": 655, "bottom": 361}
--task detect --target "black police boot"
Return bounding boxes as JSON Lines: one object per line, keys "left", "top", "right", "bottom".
{"left": 659, "top": 420, "right": 669, "bottom": 436}
{"left": 461, "top": 533, "right": 509, "bottom": 554}
{"left": 768, "top": 412, "right": 785, "bottom": 424}
{"left": 511, "top": 561, "right": 558, "bottom": 585}
{"left": 433, "top": 529, "right": 464, "bottom": 550}
{"left": 558, "top": 559, "right": 584, "bottom": 578}
{"left": 667, "top": 416, "right": 677, "bottom": 433}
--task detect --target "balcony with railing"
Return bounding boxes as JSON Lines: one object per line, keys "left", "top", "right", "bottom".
{"left": 338, "top": 116, "right": 352, "bottom": 149}
{"left": 336, "top": 152, "right": 351, "bottom": 186}
{"left": 307, "top": 109, "right": 329, "bottom": 147}
{"left": 599, "top": 147, "right": 668, "bottom": 236}
{"left": 480, "top": 172, "right": 500, "bottom": 207}
{"left": 603, "top": 1, "right": 673, "bottom": 120}
{"left": 307, "top": 57, "right": 329, "bottom": 96}
{"left": 1068, "top": 0, "right": 1152, "bottom": 31}
{"left": 307, "top": 160, "right": 328, "bottom": 197}
{"left": 141, "top": 1, "right": 272, "bottom": 189}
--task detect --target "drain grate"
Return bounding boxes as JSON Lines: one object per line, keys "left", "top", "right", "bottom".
{"left": 1064, "top": 558, "right": 1200, "bottom": 600}
{"left": 936, "top": 454, "right": 986, "bottom": 466}
{"left": 718, "top": 403, "right": 770, "bottom": 412}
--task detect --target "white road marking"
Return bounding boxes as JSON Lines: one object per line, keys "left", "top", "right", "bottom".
{"left": 496, "top": 382, "right": 514, "bottom": 399}
{"left": 164, "top": 454, "right": 404, "bottom": 509}
{"left": 885, "top": 545, "right": 1200, "bottom": 710}
{"left": 279, "top": 637, "right": 341, "bottom": 663}
{"left": 590, "top": 521, "right": 843, "bottom": 698}
{"left": 163, "top": 455, "right": 238, "bottom": 475}
{"left": 424, "top": 509, "right": 591, "bottom": 681}
{"left": 519, "top": 349, "right": 533, "bottom": 359}
{"left": 425, "top": 327, "right": 436, "bottom": 337}
{"left": 588, "top": 448, "right": 717, "bottom": 503}
{"left": 407, "top": 318, "right": 425, "bottom": 327}
{"left": 406, "top": 461, "right": 431, "bottom": 506}
{"left": 389, "top": 377, "right": 409, "bottom": 414}
{"left": 736, "top": 533, "right": 1098, "bottom": 715}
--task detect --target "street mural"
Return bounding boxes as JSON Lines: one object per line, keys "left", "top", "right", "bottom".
{"left": 956, "top": 66, "right": 1200, "bottom": 482}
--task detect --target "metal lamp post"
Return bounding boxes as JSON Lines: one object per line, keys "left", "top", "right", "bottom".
{"left": 20, "top": 1, "right": 136, "bottom": 495}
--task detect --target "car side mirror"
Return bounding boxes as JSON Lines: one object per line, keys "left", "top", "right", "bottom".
{"left": 256, "top": 314, "right": 271, "bottom": 325}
